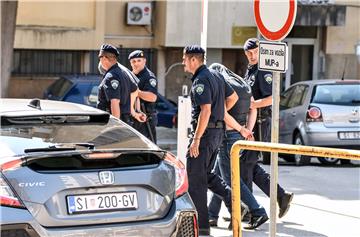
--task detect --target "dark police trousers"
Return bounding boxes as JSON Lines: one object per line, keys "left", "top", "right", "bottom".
{"left": 133, "top": 114, "right": 157, "bottom": 143}
{"left": 186, "top": 128, "right": 232, "bottom": 231}
{"left": 241, "top": 116, "right": 286, "bottom": 198}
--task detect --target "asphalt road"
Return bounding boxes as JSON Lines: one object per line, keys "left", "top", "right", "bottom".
{"left": 208, "top": 161, "right": 360, "bottom": 237}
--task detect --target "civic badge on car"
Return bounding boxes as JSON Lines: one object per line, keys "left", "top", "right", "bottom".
{"left": 99, "top": 171, "right": 115, "bottom": 185}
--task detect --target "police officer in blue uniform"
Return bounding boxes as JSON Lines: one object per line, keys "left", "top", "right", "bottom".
{"left": 128, "top": 50, "right": 158, "bottom": 143}
{"left": 243, "top": 38, "right": 294, "bottom": 218}
{"left": 97, "top": 44, "right": 139, "bottom": 125}
{"left": 183, "top": 45, "right": 236, "bottom": 236}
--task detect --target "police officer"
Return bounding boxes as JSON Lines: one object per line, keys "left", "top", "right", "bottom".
{"left": 243, "top": 38, "right": 294, "bottom": 218}
{"left": 183, "top": 45, "right": 237, "bottom": 236}
{"left": 128, "top": 50, "right": 158, "bottom": 143}
{"left": 97, "top": 44, "right": 143, "bottom": 125}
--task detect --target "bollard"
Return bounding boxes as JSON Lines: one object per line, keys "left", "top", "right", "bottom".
{"left": 230, "top": 144, "right": 242, "bottom": 237}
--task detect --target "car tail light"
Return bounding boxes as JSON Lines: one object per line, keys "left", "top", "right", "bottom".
{"left": 164, "top": 152, "right": 188, "bottom": 197}
{"left": 0, "top": 159, "right": 22, "bottom": 172}
{"left": 307, "top": 106, "right": 323, "bottom": 122}
{"left": 0, "top": 176, "right": 25, "bottom": 209}
{"left": 172, "top": 114, "right": 178, "bottom": 128}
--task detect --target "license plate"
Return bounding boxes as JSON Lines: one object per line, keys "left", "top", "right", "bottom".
{"left": 338, "top": 131, "right": 360, "bottom": 140}
{"left": 67, "top": 192, "right": 138, "bottom": 214}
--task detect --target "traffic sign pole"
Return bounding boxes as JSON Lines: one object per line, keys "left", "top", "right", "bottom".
{"left": 253, "top": 1, "right": 297, "bottom": 237}
{"left": 270, "top": 71, "right": 280, "bottom": 237}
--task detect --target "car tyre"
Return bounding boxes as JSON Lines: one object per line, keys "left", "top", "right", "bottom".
{"left": 262, "top": 152, "right": 271, "bottom": 165}
{"left": 318, "top": 157, "right": 339, "bottom": 165}
{"left": 293, "top": 134, "right": 311, "bottom": 166}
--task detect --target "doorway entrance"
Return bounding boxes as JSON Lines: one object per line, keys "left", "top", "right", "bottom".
{"left": 284, "top": 38, "right": 317, "bottom": 90}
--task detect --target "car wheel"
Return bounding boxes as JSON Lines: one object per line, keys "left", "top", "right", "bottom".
{"left": 318, "top": 157, "right": 339, "bottom": 165}
{"left": 262, "top": 152, "right": 271, "bottom": 165}
{"left": 282, "top": 156, "right": 295, "bottom": 163}
{"left": 293, "top": 134, "right": 311, "bottom": 166}
{"left": 340, "top": 159, "right": 351, "bottom": 165}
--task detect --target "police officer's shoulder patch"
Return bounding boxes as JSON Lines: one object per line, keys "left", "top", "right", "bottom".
{"left": 105, "top": 72, "right": 113, "bottom": 80}
{"left": 110, "top": 80, "right": 119, "bottom": 89}
{"left": 195, "top": 84, "right": 204, "bottom": 95}
{"left": 264, "top": 74, "right": 273, "bottom": 84}
{"left": 149, "top": 78, "right": 157, "bottom": 87}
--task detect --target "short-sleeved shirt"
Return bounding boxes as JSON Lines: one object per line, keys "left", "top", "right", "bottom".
{"left": 136, "top": 66, "right": 158, "bottom": 114}
{"left": 226, "top": 76, "right": 252, "bottom": 125}
{"left": 97, "top": 64, "right": 137, "bottom": 115}
{"left": 190, "top": 65, "right": 234, "bottom": 125}
{"left": 244, "top": 64, "right": 272, "bottom": 100}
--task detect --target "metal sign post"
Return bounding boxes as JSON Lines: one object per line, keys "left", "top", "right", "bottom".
{"left": 254, "top": 1, "right": 297, "bottom": 237}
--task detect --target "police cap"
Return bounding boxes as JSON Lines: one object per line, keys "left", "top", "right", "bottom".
{"left": 99, "top": 44, "right": 119, "bottom": 57}
{"left": 244, "top": 38, "right": 259, "bottom": 51}
{"left": 183, "top": 45, "right": 205, "bottom": 55}
{"left": 128, "top": 50, "right": 145, "bottom": 60}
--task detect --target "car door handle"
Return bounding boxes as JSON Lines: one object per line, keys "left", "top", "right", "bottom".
{"left": 291, "top": 112, "right": 296, "bottom": 117}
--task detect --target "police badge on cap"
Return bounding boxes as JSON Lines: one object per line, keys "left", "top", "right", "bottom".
{"left": 244, "top": 38, "right": 259, "bottom": 51}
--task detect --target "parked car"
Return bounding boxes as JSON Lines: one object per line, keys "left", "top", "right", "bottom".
{"left": 43, "top": 75, "right": 178, "bottom": 128}
{"left": 279, "top": 79, "right": 360, "bottom": 165}
{"left": 0, "top": 98, "right": 196, "bottom": 237}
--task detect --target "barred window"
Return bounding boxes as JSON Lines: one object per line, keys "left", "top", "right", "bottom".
{"left": 12, "top": 50, "right": 82, "bottom": 76}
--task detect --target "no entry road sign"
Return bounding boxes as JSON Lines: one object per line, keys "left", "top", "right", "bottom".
{"left": 254, "top": 0, "right": 297, "bottom": 41}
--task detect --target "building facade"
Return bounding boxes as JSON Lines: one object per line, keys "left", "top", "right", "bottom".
{"left": 10, "top": 0, "right": 359, "bottom": 101}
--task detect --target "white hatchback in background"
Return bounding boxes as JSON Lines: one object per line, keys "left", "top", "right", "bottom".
{"left": 279, "top": 80, "right": 360, "bottom": 165}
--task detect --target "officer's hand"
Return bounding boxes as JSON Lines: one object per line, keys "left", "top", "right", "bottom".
{"left": 250, "top": 97, "right": 257, "bottom": 110}
{"left": 246, "top": 134, "right": 255, "bottom": 141}
{"left": 189, "top": 139, "right": 200, "bottom": 158}
{"left": 132, "top": 112, "right": 147, "bottom": 123}
{"left": 137, "top": 112, "right": 147, "bottom": 122}
{"left": 239, "top": 127, "right": 253, "bottom": 139}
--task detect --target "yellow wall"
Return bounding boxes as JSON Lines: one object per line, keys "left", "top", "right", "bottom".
{"left": 326, "top": 6, "right": 360, "bottom": 54}
{"left": 17, "top": 1, "right": 95, "bottom": 29}
{"left": 103, "top": 1, "right": 154, "bottom": 48}
{"left": 15, "top": 1, "right": 105, "bottom": 50}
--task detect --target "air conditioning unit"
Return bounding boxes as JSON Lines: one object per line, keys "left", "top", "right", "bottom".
{"left": 127, "top": 2, "right": 152, "bottom": 25}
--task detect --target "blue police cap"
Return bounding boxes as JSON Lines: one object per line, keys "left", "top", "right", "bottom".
{"left": 183, "top": 45, "right": 205, "bottom": 54}
{"left": 99, "top": 44, "right": 119, "bottom": 57}
{"left": 128, "top": 50, "right": 145, "bottom": 60}
{"left": 244, "top": 38, "right": 259, "bottom": 51}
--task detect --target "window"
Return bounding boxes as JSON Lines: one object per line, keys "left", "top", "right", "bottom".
{"left": 287, "top": 85, "right": 308, "bottom": 108}
{"left": 12, "top": 50, "right": 82, "bottom": 76}
{"left": 280, "top": 87, "right": 295, "bottom": 109}
{"left": 312, "top": 84, "right": 360, "bottom": 106}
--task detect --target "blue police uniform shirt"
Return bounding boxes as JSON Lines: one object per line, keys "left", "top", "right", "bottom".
{"left": 135, "top": 66, "right": 158, "bottom": 113}
{"left": 97, "top": 64, "right": 137, "bottom": 115}
{"left": 226, "top": 76, "right": 252, "bottom": 125}
{"left": 244, "top": 64, "right": 272, "bottom": 100}
{"left": 190, "top": 65, "right": 234, "bottom": 124}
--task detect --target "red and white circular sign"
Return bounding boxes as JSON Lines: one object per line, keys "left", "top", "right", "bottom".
{"left": 254, "top": 0, "right": 297, "bottom": 41}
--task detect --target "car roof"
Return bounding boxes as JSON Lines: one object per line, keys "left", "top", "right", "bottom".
{"left": 292, "top": 79, "right": 360, "bottom": 86}
{"left": 61, "top": 74, "right": 101, "bottom": 82}
{"left": 0, "top": 98, "right": 106, "bottom": 117}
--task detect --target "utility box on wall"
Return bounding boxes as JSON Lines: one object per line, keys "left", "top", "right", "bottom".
{"left": 127, "top": 2, "right": 152, "bottom": 25}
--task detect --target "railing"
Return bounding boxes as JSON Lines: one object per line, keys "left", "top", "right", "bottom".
{"left": 230, "top": 140, "right": 360, "bottom": 237}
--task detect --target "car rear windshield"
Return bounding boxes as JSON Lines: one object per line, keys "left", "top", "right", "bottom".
{"left": 0, "top": 117, "right": 155, "bottom": 158}
{"left": 311, "top": 84, "right": 360, "bottom": 106}
{"left": 48, "top": 78, "right": 73, "bottom": 98}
